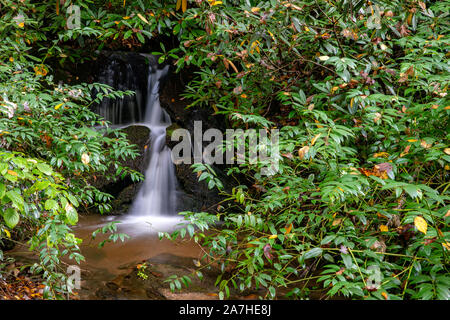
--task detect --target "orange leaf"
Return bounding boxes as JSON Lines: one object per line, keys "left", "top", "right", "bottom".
{"left": 182, "top": 0, "right": 187, "bottom": 12}
{"left": 284, "top": 223, "right": 293, "bottom": 235}
{"left": 7, "top": 170, "right": 17, "bottom": 176}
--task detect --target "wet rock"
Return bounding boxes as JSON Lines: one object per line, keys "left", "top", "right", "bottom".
{"left": 90, "top": 125, "right": 151, "bottom": 214}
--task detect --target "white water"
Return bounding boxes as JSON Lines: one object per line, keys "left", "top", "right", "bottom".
{"left": 129, "top": 65, "right": 178, "bottom": 219}
{"left": 94, "top": 61, "right": 185, "bottom": 233}
{"left": 125, "top": 65, "right": 182, "bottom": 228}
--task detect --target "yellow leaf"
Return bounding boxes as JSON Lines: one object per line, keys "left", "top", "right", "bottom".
{"left": 212, "top": 1, "right": 222, "bottom": 5}
{"left": 444, "top": 148, "right": 450, "bottom": 155}
{"left": 373, "top": 152, "right": 389, "bottom": 158}
{"left": 55, "top": 103, "right": 63, "bottom": 110}
{"left": 2, "top": 228, "right": 11, "bottom": 238}
{"left": 193, "top": 259, "right": 201, "bottom": 267}
{"left": 414, "top": 216, "right": 428, "bottom": 235}
{"left": 182, "top": 0, "right": 187, "bottom": 12}
{"left": 251, "top": 7, "right": 260, "bottom": 13}
{"left": 9, "top": 57, "right": 14, "bottom": 62}
{"left": 269, "top": 234, "right": 278, "bottom": 239}
{"left": 176, "top": 0, "right": 182, "bottom": 10}
{"left": 381, "top": 292, "right": 388, "bottom": 300}
{"left": 18, "top": 22, "right": 24, "bottom": 28}
{"left": 332, "top": 218, "right": 342, "bottom": 226}
{"left": 227, "top": 59, "right": 239, "bottom": 73}
{"left": 379, "top": 225, "right": 389, "bottom": 232}
{"left": 137, "top": 13, "right": 149, "bottom": 24}
{"left": 445, "top": 210, "right": 450, "bottom": 218}
{"left": 311, "top": 133, "right": 321, "bottom": 146}
{"left": 407, "top": 139, "right": 418, "bottom": 142}
{"left": 318, "top": 55, "right": 330, "bottom": 61}
{"left": 298, "top": 146, "right": 310, "bottom": 159}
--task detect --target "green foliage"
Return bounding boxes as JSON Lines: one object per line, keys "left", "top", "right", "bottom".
{"left": 0, "top": 0, "right": 143, "bottom": 298}
{"left": 161, "top": 0, "right": 450, "bottom": 300}
{"left": 0, "top": 151, "right": 83, "bottom": 298}
{"left": 1, "top": 0, "right": 449, "bottom": 301}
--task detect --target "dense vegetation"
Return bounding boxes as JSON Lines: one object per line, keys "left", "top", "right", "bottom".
{"left": 1, "top": 0, "right": 449, "bottom": 300}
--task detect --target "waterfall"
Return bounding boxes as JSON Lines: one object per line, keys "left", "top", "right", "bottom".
{"left": 92, "top": 54, "right": 185, "bottom": 233}
{"left": 129, "top": 65, "right": 178, "bottom": 217}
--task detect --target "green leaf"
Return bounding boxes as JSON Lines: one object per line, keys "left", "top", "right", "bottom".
{"left": 3, "top": 208, "right": 19, "bottom": 229}
{"left": 66, "top": 206, "right": 78, "bottom": 225}
{"left": 6, "top": 190, "right": 24, "bottom": 209}
{"left": 44, "top": 199, "right": 58, "bottom": 211}
{"left": 304, "top": 247, "right": 323, "bottom": 259}
{"left": 36, "top": 163, "right": 52, "bottom": 175}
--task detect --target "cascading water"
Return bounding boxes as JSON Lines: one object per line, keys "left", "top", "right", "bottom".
{"left": 92, "top": 54, "right": 185, "bottom": 233}
{"left": 129, "top": 65, "right": 178, "bottom": 217}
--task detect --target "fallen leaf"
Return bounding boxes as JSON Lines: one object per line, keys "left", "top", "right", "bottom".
{"left": 379, "top": 225, "right": 389, "bottom": 232}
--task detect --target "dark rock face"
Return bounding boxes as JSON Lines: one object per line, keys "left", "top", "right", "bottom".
{"left": 90, "top": 125, "right": 150, "bottom": 214}
{"left": 160, "top": 68, "right": 234, "bottom": 213}
{"left": 91, "top": 52, "right": 158, "bottom": 124}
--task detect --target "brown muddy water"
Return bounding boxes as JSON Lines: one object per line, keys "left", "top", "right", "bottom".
{"left": 10, "top": 213, "right": 221, "bottom": 300}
